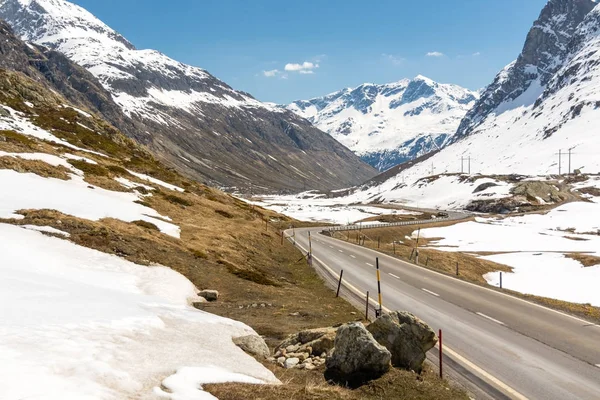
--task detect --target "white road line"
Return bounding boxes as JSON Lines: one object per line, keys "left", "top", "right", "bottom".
{"left": 422, "top": 288, "right": 440, "bottom": 297}
{"left": 389, "top": 273, "right": 400, "bottom": 279}
{"left": 596, "top": 364, "right": 600, "bottom": 369}
{"left": 477, "top": 312, "right": 505, "bottom": 326}
{"left": 339, "top": 249, "right": 344, "bottom": 253}
{"left": 366, "top": 263, "right": 374, "bottom": 267}
{"left": 350, "top": 255, "right": 356, "bottom": 258}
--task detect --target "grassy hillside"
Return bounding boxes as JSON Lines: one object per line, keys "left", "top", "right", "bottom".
{"left": 0, "top": 68, "right": 466, "bottom": 398}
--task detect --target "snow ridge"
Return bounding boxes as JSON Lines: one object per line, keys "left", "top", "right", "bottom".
{"left": 0, "top": 0, "right": 279, "bottom": 126}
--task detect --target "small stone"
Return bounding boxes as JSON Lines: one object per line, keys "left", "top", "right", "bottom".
{"left": 296, "top": 363, "right": 306, "bottom": 369}
{"left": 320, "top": 352, "right": 327, "bottom": 358}
{"left": 267, "top": 303, "right": 273, "bottom": 307}
{"left": 286, "top": 344, "right": 300, "bottom": 353}
{"left": 305, "top": 364, "right": 316, "bottom": 371}
{"left": 260, "top": 303, "right": 266, "bottom": 308}
{"left": 284, "top": 357, "right": 300, "bottom": 369}
{"left": 350, "top": 312, "right": 357, "bottom": 315}
{"left": 238, "top": 305, "right": 244, "bottom": 309}
{"left": 251, "top": 303, "right": 258, "bottom": 308}
{"left": 198, "top": 290, "right": 219, "bottom": 302}
{"left": 289, "top": 312, "right": 300, "bottom": 317}
{"left": 274, "top": 350, "right": 283, "bottom": 358}
{"left": 298, "top": 352, "right": 309, "bottom": 362}
{"left": 277, "top": 356, "right": 286, "bottom": 365}
{"left": 302, "top": 358, "right": 313, "bottom": 364}
{"left": 267, "top": 357, "right": 276, "bottom": 363}
{"left": 233, "top": 335, "right": 270, "bottom": 359}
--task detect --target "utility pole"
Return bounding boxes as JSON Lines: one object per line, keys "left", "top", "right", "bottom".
{"left": 559, "top": 149, "right": 562, "bottom": 175}
{"left": 468, "top": 156, "right": 471, "bottom": 175}
{"left": 460, "top": 156, "right": 464, "bottom": 174}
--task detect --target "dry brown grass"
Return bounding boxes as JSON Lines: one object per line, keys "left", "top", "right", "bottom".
{"left": 0, "top": 156, "right": 71, "bottom": 180}
{"left": 566, "top": 253, "right": 600, "bottom": 267}
{"left": 206, "top": 362, "right": 467, "bottom": 400}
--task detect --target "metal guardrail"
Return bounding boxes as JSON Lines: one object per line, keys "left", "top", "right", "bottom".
{"left": 326, "top": 216, "right": 451, "bottom": 232}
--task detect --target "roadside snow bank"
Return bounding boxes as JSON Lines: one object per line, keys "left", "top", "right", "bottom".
{"left": 418, "top": 201, "right": 600, "bottom": 306}
{"left": 0, "top": 224, "right": 278, "bottom": 399}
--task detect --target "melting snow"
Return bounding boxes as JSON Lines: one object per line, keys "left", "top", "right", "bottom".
{"left": 0, "top": 223, "right": 278, "bottom": 399}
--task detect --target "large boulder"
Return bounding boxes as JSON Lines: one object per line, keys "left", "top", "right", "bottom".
{"left": 232, "top": 335, "right": 270, "bottom": 359}
{"left": 277, "top": 326, "right": 336, "bottom": 356}
{"left": 366, "top": 311, "right": 437, "bottom": 373}
{"left": 325, "top": 322, "right": 391, "bottom": 387}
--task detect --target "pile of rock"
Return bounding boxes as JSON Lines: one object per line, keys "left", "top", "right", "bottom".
{"left": 268, "top": 326, "right": 337, "bottom": 370}
{"left": 325, "top": 311, "right": 437, "bottom": 387}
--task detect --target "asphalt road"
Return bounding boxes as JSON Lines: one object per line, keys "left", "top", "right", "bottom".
{"left": 289, "top": 227, "right": 600, "bottom": 400}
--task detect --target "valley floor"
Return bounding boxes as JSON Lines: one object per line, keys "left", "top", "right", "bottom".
{"left": 248, "top": 174, "right": 600, "bottom": 310}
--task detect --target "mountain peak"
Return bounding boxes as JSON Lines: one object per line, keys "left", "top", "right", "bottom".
{"left": 0, "top": 0, "right": 135, "bottom": 50}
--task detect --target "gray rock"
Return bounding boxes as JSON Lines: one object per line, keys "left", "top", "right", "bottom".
{"left": 284, "top": 357, "right": 300, "bottom": 369}
{"left": 366, "top": 311, "right": 437, "bottom": 373}
{"left": 277, "top": 356, "right": 286, "bottom": 366}
{"left": 305, "top": 363, "right": 316, "bottom": 371}
{"left": 325, "top": 322, "right": 391, "bottom": 387}
{"left": 198, "top": 290, "right": 219, "bottom": 302}
{"left": 285, "top": 344, "right": 300, "bottom": 353}
{"left": 232, "top": 335, "right": 270, "bottom": 359}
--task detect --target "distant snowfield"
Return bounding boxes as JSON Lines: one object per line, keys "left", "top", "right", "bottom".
{"left": 0, "top": 224, "right": 278, "bottom": 399}
{"left": 247, "top": 194, "right": 420, "bottom": 225}
{"left": 419, "top": 198, "right": 600, "bottom": 306}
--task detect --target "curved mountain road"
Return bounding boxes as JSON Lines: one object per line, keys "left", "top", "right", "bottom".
{"left": 287, "top": 226, "right": 600, "bottom": 400}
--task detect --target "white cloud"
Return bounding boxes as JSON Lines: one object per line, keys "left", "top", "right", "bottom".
{"left": 426, "top": 51, "right": 444, "bottom": 57}
{"left": 284, "top": 61, "right": 319, "bottom": 72}
{"left": 472, "top": 52, "right": 481, "bottom": 57}
{"left": 298, "top": 70, "right": 314, "bottom": 75}
{"left": 382, "top": 53, "right": 405, "bottom": 66}
{"left": 263, "top": 69, "right": 280, "bottom": 77}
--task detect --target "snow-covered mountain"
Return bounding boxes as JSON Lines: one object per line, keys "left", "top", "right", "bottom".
{"left": 287, "top": 76, "right": 478, "bottom": 171}
{"left": 328, "top": 0, "right": 600, "bottom": 207}
{"left": 0, "top": 0, "right": 375, "bottom": 192}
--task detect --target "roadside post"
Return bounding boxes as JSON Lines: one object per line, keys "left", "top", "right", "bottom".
{"left": 500, "top": 272, "right": 503, "bottom": 289}
{"left": 365, "top": 291, "right": 370, "bottom": 320}
{"left": 456, "top": 262, "right": 459, "bottom": 276}
{"left": 376, "top": 257, "right": 383, "bottom": 318}
{"left": 439, "top": 329, "right": 443, "bottom": 379}
{"left": 308, "top": 231, "right": 312, "bottom": 256}
{"left": 336, "top": 270, "right": 344, "bottom": 297}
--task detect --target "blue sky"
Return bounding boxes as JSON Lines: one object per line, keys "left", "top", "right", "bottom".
{"left": 76, "top": 0, "right": 548, "bottom": 103}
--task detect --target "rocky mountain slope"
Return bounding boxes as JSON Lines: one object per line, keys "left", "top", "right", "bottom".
{"left": 334, "top": 0, "right": 600, "bottom": 206}
{"left": 0, "top": 0, "right": 375, "bottom": 192}
{"left": 454, "top": 0, "right": 596, "bottom": 141}
{"left": 288, "top": 76, "right": 478, "bottom": 171}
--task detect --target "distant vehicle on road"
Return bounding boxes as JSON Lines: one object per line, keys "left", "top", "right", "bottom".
{"left": 436, "top": 212, "right": 449, "bottom": 218}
